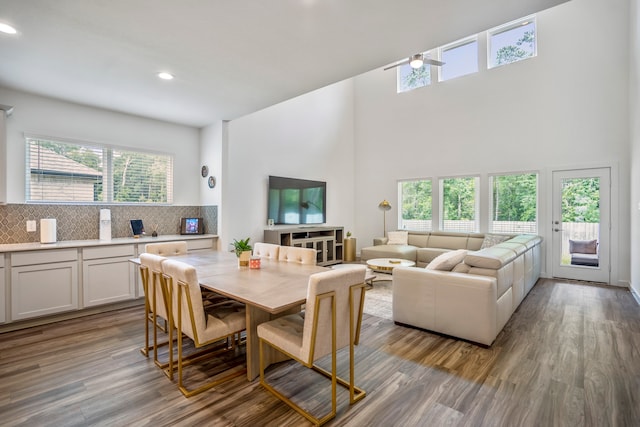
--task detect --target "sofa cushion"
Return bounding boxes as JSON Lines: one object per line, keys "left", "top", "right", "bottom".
{"left": 361, "top": 244, "right": 417, "bottom": 262}
{"left": 417, "top": 247, "right": 450, "bottom": 265}
{"left": 426, "top": 249, "right": 467, "bottom": 271}
{"left": 387, "top": 231, "right": 408, "bottom": 245}
{"left": 480, "top": 233, "right": 511, "bottom": 249}
{"left": 407, "top": 232, "right": 429, "bottom": 248}
{"left": 428, "top": 232, "right": 469, "bottom": 250}
{"left": 464, "top": 247, "right": 516, "bottom": 270}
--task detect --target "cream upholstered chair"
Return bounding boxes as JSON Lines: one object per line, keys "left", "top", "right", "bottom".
{"left": 278, "top": 246, "right": 317, "bottom": 265}
{"left": 139, "top": 253, "right": 171, "bottom": 367}
{"left": 162, "top": 258, "right": 247, "bottom": 397}
{"left": 146, "top": 240, "right": 225, "bottom": 305}
{"left": 252, "top": 242, "right": 280, "bottom": 260}
{"left": 145, "top": 241, "right": 188, "bottom": 256}
{"left": 257, "top": 266, "right": 367, "bottom": 426}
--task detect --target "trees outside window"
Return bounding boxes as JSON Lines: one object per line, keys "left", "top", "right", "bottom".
{"left": 26, "top": 137, "right": 173, "bottom": 204}
{"left": 490, "top": 173, "right": 538, "bottom": 233}
{"left": 397, "top": 51, "right": 433, "bottom": 93}
{"left": 488, "top": 17, "right": 536, "bottom": 68}
{"left": 399, "top": 179, "right": 432, "bottom": 231}
{"left": 440, "top": 176, "right": 478, "bottom": 232}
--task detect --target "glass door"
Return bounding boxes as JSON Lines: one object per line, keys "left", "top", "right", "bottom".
{"left": 551, "top": 168, "right": 610, "bottom": 283}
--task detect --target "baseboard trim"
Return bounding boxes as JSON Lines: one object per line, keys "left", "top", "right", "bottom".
{"left": 630, "top": 286, "right": 640, "bottom": 307}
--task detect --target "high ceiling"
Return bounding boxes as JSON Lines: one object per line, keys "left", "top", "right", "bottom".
{"left": 0, "top": 0, "right": 568, "bottom": 128}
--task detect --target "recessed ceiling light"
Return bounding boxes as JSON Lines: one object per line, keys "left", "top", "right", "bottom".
{"left": 157, "top": 72, "right": 174, "bottom": 80}
{"left": 0, "top": 23, "right": 17, "bottom": 35}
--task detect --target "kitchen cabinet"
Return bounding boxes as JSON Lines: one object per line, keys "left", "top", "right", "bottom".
{"left": 11, "top": 249, "right": 78, "bottom": 320}
{"left": 83, "top": 245, "right": 135, "bottom": 307}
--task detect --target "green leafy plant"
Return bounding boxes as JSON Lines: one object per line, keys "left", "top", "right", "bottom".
{"left": 346, "top": 231, "right": 352, "bottom": 238}
{"left": 232, "top": 237, "right": 252, "bottom": 257}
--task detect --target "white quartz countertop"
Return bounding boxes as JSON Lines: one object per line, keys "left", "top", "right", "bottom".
{"left": 0, "top": 234, "right": 218, "bottom": 253}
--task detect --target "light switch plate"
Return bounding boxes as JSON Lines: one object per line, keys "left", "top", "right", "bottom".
{"left": 26, "top": 220, "right": 36, "bottom": 232}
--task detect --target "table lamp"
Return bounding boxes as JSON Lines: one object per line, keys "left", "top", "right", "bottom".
{"left": 378, "top": 199, "right": 392, "bottom": 237}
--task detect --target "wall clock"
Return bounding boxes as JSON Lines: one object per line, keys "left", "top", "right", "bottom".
{"left": 201, "top": 165, "right": 209, "bottom": 178}
{"left": 208, "top": 176, "right": 216, "bottom": 188}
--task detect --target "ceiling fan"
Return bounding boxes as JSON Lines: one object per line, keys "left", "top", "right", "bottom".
{"left": 383, "top": 53, "right": 444, "bottom": 71}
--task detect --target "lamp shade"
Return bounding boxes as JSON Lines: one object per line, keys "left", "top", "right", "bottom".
{"left": 378, "top": 200, "right": 391, "bottom": 210}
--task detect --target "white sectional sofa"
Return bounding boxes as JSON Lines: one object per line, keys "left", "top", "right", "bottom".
{"left": 363, "top": 231, "right": 542, "bottom": 346}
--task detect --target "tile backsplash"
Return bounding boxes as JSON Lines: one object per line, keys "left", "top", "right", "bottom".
{"left": 0, "top": 203, "right": 218, "bottom": 244}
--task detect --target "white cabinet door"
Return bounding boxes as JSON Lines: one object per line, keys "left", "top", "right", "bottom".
{"left": 0, "top": 267, "right": 5, "bottom": 324}
{"left": 11, "top": 261, "right": 78, "bottom": 320}
{"left": 83, "top": 256, "right": 135, "bottom": 307}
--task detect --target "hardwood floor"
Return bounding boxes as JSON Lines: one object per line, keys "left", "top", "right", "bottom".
{"left": 1, "top": 278, "right": 639, "bottom": 426}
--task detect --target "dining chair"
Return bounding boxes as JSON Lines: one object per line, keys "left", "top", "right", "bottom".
{"left": 139, "top": 253, "right": 171, "bottom": 369}
{"left": 257, "top": 265, "right": 367, "bottom": 426}
{"left": 162, "top": 258, "right": 247, "bottom": 397}
{"left": 278, "top": 246, "right": 317, "bottom": 265}
{"left": 145, "top": 241, "right": 188, "bottom": 256}
{"left": 252, "top": 242, "right": 280, "bottom": 260}
{"left": 146, "top": 240, "right": 227, "bottom": 306}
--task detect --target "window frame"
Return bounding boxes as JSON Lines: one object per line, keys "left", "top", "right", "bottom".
{"left": 487, "top": 15, "right": 537, "bottom": 69}
{"left": 25, "top": 134, "right": 174, "bottom": 205}
{"left": 438, "top": 35, "right": 479, "bottom": 82}
{"left": 396, "top": 50, "right": 435, "bottom": 93}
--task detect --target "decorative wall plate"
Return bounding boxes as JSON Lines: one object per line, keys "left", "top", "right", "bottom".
{"left": 208, "top": 176, "right": 216, "bottom": 188}
{"left": 201, "top": 165, "right": 209, "bottom": 177}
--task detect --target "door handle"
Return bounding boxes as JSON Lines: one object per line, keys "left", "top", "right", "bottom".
{"left": 554, "top": 228, "right": 562, "bottom": 232}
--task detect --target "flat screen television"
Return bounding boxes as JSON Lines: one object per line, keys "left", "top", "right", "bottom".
{"left": 268, "top": 175, "right": 326, "bottom": 225}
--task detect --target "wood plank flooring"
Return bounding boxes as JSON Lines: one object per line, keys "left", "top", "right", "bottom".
{"left": 1, "top": 278, "right": 639, "bottom": 426}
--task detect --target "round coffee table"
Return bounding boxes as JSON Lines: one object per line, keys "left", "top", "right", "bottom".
{"left": 366, "top": 258, "right": 416, "bottom": 272}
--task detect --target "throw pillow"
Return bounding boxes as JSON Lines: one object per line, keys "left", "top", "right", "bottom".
{"left": 569, "top": 239, "right": 598, "bottom": 254}
{"left": 426, "top": 249, "right": 468, "bottom": 271}
{"left": 480, "top": 233, "right": 510, "bottom": 249}
{"left": 387, "top": 231, "right": 408, "bottom": 245}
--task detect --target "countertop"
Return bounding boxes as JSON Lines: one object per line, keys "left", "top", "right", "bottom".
{"left": 0, "top": 234, "right": 218, "bottom": 253}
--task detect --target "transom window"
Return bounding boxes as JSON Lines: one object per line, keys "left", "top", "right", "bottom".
{"left": 397, "top": 51, "right": 433, "bottom": 93}
{"left": 439, "top": 176, "right": 479, "bottom": 232}
{"left": 439, "top": 36, "right": 478, "bottom": 82}
{"left": 490, "top": 172, "right": 538, "bottom": 233}
{"left": 26, "top": 136, "right": 173, "bottom": 204}
{"left": 398, "top": 179, "right": 432, "bottom": 231}
{"left": 488, "top": 16, "right": 536, "bottom": 68}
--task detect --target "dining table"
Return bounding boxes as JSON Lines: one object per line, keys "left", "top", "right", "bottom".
{"left": 132, "top": 250, "right": 329, "bottom": 380}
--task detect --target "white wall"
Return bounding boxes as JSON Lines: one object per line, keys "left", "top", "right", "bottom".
{"left": 200, "top": 120, "right": 225, "bottom": 247}
{"left": 222, "top": 80, "right": 356, "bottom": 252}
{"left": 0, "top": 87, "right": 200, "bottom": 205}
{"left": 353, "top": 0, "right": 631, "bottom": 284}
{"left": 631, "top": 0, "right": 640, "bottom": 297}
{"left": 199, "top": 121, "right": 225, "bottom": 208}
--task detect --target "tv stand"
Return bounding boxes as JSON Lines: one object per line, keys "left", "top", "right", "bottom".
{"left": 264, "top": 226, "right": 344, "bottom": 266}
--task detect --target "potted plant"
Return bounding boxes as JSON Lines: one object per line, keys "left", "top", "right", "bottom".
{"left": 233, "top": 237, "right": 252, "bottom": 267}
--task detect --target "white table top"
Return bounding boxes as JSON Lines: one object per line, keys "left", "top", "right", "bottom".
{"left": 366, "top": 258, "right": 416, "bottom": 271}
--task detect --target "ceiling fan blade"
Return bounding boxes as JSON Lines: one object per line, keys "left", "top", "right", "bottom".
{"left": 424, "top": 58, "right": 445, "bottom": 66}
{"left": 383, "top": 58, "right": 409, "bottom": 71}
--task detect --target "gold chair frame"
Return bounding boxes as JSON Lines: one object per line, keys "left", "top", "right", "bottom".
{"left": 139, "top": 264, "right": 172, "bottom": 365}
{"left": 165, "top": 274, "right": 247, "bottom": 397}
{"left": 259, "top": 282, "right": 366, "bottom": 426}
